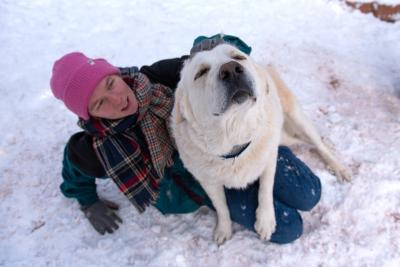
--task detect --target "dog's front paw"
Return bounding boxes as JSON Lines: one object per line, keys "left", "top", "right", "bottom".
{"left": 255, "top": 208, "right": 276, "bottom": 241}
{"left": 329, "top": 163, "right": 352, "bottom": 182}
{"left": 214, "top": 220, "right": 232, "bottom": 245}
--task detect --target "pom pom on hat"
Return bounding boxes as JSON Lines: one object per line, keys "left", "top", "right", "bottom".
{"left": 50, "top": 52, "right": 119, "bottom": 120}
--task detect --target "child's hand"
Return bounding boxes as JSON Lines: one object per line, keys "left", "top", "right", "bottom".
{"left": 81, "top": 199, "right": 123, "bottom": 235}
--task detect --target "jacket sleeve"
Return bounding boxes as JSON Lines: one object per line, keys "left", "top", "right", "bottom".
{"left": 139, "top": 56, "right": 189, "bottom": 89}
{"left": 60, "top": 132, "right": 107, "bottom": 206}
{"left": 60, "top": 147, "right": 99, "bottom": 206}
{"left": 66, "top": 132, "right": 106, "bottom": 177}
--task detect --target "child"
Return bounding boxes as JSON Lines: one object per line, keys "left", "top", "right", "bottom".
{"left": 50, "top": 35, "right": 321, "bottom": 244}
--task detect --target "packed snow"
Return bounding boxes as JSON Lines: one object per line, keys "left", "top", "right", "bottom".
{"left": 0, "top": 0, "right": 399, "bottom": 266}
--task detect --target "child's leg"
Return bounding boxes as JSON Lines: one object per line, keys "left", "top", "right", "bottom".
{"left": 225, "top": 182, "right": 303, "bottom": 244}
{"left": 274, "top": 146, "right": 322, "bottom": 211}
{"left": 224, "top": 146, "right": 320, "bottom": 243}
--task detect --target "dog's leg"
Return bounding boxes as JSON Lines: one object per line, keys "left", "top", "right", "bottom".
{"left": 200, "top": 182, "right": 232, "bottom": 245}
{"left": 283, "top": 107, "right": 351, "bottom": 182}
{"left": 280, "top": 129, "right": 307, "bottom": 146}
{"left": 255, "top": 148, "right": 277, "bottom": 241}
{"left": 269, "top": 66, "right": 351, "bottom": 181}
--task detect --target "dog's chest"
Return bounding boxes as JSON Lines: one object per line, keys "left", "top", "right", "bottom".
{"left": 219, "top": 136, "right": 274, "bottom": 188}
{"left": 187, "top": 128, "right": 276, "bottom": 189}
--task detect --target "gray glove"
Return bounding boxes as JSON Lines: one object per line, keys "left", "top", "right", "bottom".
{"left": 81, "top": 199, "right": 123, "bottom": 235}
{"left": 190, "top": 36, "right": 225, "bottom": 56}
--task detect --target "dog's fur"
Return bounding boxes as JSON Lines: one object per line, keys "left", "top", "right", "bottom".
{"left": 170, "top": 44, "right": 350, "bottom": 244}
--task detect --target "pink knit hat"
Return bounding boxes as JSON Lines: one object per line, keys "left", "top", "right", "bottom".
{"left": 50, "top": 52, "right": 120, "bottom": 120}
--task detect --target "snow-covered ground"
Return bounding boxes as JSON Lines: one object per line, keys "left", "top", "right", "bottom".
{"left": 1, "top": 0, "right": 399, "bottom": 266}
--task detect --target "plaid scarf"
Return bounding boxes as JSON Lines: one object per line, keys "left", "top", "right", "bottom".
{"left": 78, "top": 73, "right": 175, "bottom": 212}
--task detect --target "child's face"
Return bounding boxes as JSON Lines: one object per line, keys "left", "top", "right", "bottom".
{"left": 88, "top": 75, "right": 138, "bottom": 120}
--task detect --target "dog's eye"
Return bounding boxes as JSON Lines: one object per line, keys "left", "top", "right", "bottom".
{"left": 232, "top": 54, "right": 246, "bottom": 61}
{"left": 194, "top": 67, "right": 210, "bottom": 80}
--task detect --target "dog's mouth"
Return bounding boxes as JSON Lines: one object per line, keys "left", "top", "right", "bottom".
{"left": 213, "top": 81, "right": 256, "bottom": 116}
{"left": 213, "top": 93, "right": 256, "bottom": 116}
{"left": 232, "top": 90, "right": 251, "bottom": 104}
{"left": 212, "top": 60, "right": 256, "bottom": 116}
{"left": 229, "top": 84, "right": 255, "bottom": 104}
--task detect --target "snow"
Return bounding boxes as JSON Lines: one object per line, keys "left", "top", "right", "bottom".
{"left": 0, "top": 0, "right": 399, "bottom": 266}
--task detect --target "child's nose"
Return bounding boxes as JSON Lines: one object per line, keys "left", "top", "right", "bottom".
{"left": 110, "top": 94, "right": 122, "bottom": 106}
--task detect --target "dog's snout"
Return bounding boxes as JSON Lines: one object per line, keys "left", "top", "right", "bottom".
{"left": 217, "top": 60, "right": 255, "bottom": 112}
{"left": 219, "top": 61, "right": 244, "bottom": 81}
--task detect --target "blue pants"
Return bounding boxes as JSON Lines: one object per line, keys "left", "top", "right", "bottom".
{"left": 224, "top": 146, "right": 321, "bottom": 244}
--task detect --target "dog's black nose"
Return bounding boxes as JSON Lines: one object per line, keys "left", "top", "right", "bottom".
{"left": 219, "top": 61, "right": 254, "bottom": 105}
{"left": 219, "top": 61, "right": 244, "bottom": 81}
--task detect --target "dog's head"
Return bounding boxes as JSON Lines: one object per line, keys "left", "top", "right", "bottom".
{"left": 172, "top": 44, "right": 276, "bottom": 154}
{"left": 175, "top": 44, "right": 269, "bottom": 124}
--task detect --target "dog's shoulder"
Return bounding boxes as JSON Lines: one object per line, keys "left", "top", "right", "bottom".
{"left": 265, "top": 65, "right": 296, "bottom": 115}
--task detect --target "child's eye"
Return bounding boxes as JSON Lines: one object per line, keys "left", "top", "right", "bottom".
{"left": 97, "top": 100, "right": 104, "bottom": 110}
{"left": 108, "top": 79, "right": 114, "bottom": 90}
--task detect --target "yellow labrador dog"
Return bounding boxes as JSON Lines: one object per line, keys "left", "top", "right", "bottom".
{"left": 170, "top": 44, "right": 350, "bottom": 245}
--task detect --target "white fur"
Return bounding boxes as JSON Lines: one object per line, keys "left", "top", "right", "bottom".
{"left": 170, "top": 44, "right": 350, "bottom": 245}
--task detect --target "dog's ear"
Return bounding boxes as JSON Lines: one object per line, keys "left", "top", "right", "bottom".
{"left": 173, "top": 87, "right": 188, "bottom": 124}
{"left": 256, "top": 64, "right": 272, "bottom": 95}
{"left": 266, "top": 64, "right": 295, "bottom": 114}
